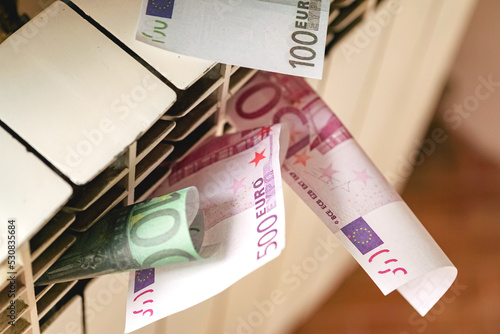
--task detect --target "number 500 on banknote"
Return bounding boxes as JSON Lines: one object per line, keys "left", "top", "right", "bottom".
{"left": 136, "top": 0, "right": 330, "bottom": 79}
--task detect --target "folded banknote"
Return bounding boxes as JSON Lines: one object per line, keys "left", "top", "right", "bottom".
{"left": 36, "top": 187, "right": 205, "bottom": 285}
{"left": 125, "top": 124, "right": 286, "bottom": 333}
{"left": 226, "top": 71, "right": 457, "bottom": 316}
{"left": 136, "top": 0, "right": 330, "bottom": 79}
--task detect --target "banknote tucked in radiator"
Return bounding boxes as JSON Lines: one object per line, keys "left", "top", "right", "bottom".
{"left": 136, "top": 0, "right": 330, "bottom": 79}
{"left": 36, "top": 187, "right": 205, "bottom": 285}
{"left": 226, "top": 71, "right": 457, "bottom": 317}
{"left": 125, "top": 124, "right": 286, "bottom": 333}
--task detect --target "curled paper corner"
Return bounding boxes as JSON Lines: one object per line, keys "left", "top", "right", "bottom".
{"left": 226, "top": 71, "right": 458, "bottom": 317}
{"left": 151, "top": 186, "right": 213, "bottom": 261}
{"left": 398, "top": 266, "right": 458, "bottom": 316}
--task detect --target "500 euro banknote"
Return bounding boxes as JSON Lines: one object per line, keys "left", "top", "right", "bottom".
{"left": 125, "top": 124, "right": 286, "bottom": 333}
{"left": 136, "top": 0, "right": 330, "bottom": 79}
{"left": 227, "top": 71, "right": 457, "bottom": 316}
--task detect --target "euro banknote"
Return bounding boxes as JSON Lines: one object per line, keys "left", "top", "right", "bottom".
{"left": 36, "top": 187, "right": 204, "bottom": 285}
{"left": 125, "top": 124, "right": 286, "bottom": 333}
{"left": 136, "top": 0, "right": 330, "bottom": 79}
{"left": 226, "top": 71, "right": 457, "bottom": 316}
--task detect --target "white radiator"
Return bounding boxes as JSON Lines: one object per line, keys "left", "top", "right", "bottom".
{"left": 0, "top": 0, "right": 476, "bottom": 333}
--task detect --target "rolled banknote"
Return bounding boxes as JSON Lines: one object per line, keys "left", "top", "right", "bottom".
{"left": 125, "top": 124, "right": 286, "bottom": 333}
{"left": 36, "top": 187, "right": 204, "bottom": 285}
{"left": 136, "top": 0, "right": 330, "bottom": 79}
{"left": 226, "top": 71, "right": 457, "bottom": 316}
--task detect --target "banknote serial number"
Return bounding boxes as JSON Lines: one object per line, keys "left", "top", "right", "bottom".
{"left": 290, "top": 1, "right": 320, "bottom": 69}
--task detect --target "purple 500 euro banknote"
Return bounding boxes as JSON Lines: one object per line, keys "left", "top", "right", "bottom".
{"left": 227, "top": 72, "right": 457, "bottom": 316}
{"left": 125, "top": 124, "right": 286, "bottom": 333}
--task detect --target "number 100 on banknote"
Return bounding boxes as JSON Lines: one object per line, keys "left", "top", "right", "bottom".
{"left": 137, "top": 0, "right": 330, "bottom": 79}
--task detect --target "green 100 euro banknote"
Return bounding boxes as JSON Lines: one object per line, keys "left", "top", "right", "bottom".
{"left": 136, "top": 0, "right": 330, "bottom": 79}
{"left": 36, "top": 187, "right": 205, "bottom": 285}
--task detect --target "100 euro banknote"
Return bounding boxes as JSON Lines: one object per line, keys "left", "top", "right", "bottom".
{"left": 226, "top": 72, "right": 457, "bottom": 316}
{"left": 136, "top": 0, "right": 330, "bottom": 79}
{"left": 36, "top": 187, "right": 204, "bottom": 285}
{"left": 125, "top": 124, "right": 286, "bottom": 333}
